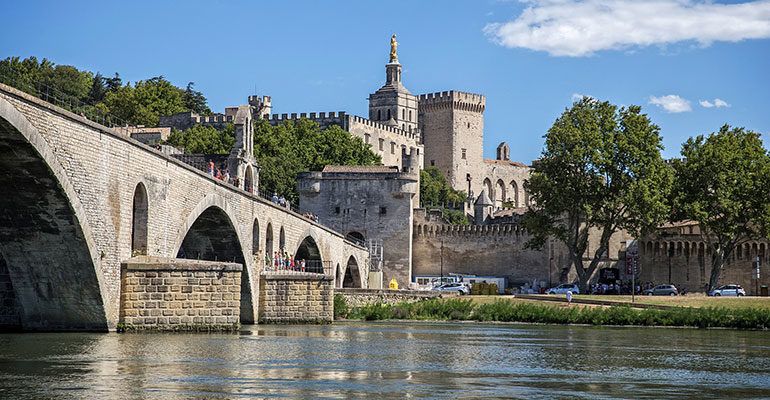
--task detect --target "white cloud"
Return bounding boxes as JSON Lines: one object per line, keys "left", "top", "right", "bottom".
{"left": 699, "top": 98, "right": 731, "bottom": 108}
{"left": 649, "top": 95, "right": 692, "bottom": 113}
{"left": 484, "top": 0, "right": 770, "bottom": 57}
{"left": 571, "top": 93, "right": 593, "bottom": 102}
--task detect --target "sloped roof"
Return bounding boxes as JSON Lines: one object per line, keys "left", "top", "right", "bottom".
{"left": 475, "top": 189, "right": 493, "bottom": 206}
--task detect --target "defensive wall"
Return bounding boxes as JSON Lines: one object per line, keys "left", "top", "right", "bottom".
{"left": 0, "top": 82, "right": 369, "bottom": 331}
{"left": 412, "top": 210, "right": 631, "bottom": 289}
{"left": 639, "top": 234, "right": 770, "bottom": 294}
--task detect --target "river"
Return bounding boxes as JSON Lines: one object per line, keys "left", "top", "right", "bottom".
{"left": 1, "top": 322, "right": 768, "bottom": 399}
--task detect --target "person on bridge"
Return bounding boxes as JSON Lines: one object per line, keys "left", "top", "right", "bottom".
{"left": 208, "top": 160, "right": 215, "bottom": 176}
{"left": 272, "top": 193, "right": 279, "bottom": 204}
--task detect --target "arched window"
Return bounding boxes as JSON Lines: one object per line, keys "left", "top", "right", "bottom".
{"left": 402, "top": 109, "right": 405, "bottom": 120}
{"left": 131, "top": 183, "right": 148, "bottom": 255}
{"left": 377, "top": 110, "right": 381, "bottom": 120}
{"left": 279, "top": 226, "right": 286, "bottom": 251}
{"left": 409, "top": 110, "right": 412, "bottom": 121}
{"left": 387, "top": 109, "right": 391, "bottom": 120}
{"left": 245, "top": 166, "right": 254, "bottom": 193}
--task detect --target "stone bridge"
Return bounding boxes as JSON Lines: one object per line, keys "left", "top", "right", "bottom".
{"left": 0, "top": 83, "right": 369, "bottom": 331}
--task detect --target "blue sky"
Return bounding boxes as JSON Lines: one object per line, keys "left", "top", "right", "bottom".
{"left": 2, "top": 0, "right": 769, "bottom": 163}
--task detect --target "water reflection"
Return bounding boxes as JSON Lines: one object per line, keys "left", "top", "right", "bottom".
{"left": 1, "top": 323, "right": 769, "bottom": 399}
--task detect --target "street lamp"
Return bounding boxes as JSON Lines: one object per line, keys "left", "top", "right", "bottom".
{"left": 440, "top": 239, "right": 444, "bottom": 283}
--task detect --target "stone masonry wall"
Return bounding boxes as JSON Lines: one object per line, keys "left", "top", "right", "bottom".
{"left": 336, "top": 288, "right": 454, "bottom": 308}
{"left": 0, "top": 255, "right": 21, "bottom": 329}
{"left": 259, "top": 273, "right": 334, "bottom": 323}
{"left": 120, "top": 257, "right": 242, "bottom": 331}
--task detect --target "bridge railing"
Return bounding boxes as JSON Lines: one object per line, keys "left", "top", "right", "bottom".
{"left": 258, "top": 187, "right": 301, "bottom": 214}
{"left": 263, "top": 259, "right": 331, "bottom": 276}
{"left": 0, "top": 63, "right": 131, "bottom": 130}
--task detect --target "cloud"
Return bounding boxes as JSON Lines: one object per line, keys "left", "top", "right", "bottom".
{"left": 699, "top": 98, "right": 731, "bottom": 108}
{"left": 484, "top": 0, "right": 770, "bottom": 56}
{"left": 571, "top": 93, "right": 592, "bottom": 102}
{"left": 649, "top": 95, "right": 692, "bottom": 113}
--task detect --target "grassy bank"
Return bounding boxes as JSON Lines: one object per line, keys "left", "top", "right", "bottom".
{"left": 468, "top": 295, "right": 770, "bottom": 310}
{"left": 335, "top": 295, "right": 770, "bottom": 330}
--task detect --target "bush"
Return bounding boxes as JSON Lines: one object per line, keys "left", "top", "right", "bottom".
{"left": 333, "top": 294, "right": 348, "bottom": 319}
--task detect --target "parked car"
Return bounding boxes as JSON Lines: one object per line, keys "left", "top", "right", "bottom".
{"left": 432, "top": 282, "right": 470, "bottom": 295}
{"left": 709, "top": 284, "right": 746, "bottom": 297}
{"left": 546, "top": 284, "right": 580, "bottom": 295}
{"left": 642, "top": 284, "right": 678, "bottom": 296}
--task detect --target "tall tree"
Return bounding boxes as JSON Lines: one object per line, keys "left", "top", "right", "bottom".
{"left": 672, "top": 125, "right": 770, "bottom": 291}
{"left": 522, "top": 98, "right": 671, "bottom": 291}
{"left": 87, "top": 72, "right": 108, "bottom": 104}
{"left": 183, "top": 82, "right": 211, "bottom": 115}
{"left": 104, "top": 76, "right": 187, "bottom": 126}
{"left": 165, "top": 123, "right": 235, "bottom": 154}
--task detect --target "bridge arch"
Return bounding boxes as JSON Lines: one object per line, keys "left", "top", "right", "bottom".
{"left": 131, "top": 182, "right": 149, "bottom": 256}
{"left": 251, "top": 218, "right": 260, "bottom": 259}
{"left": 0, "top": 96, "right": 109, "bottom": 330}
{"left": 342, "top": 255, "right": 362, "bottom": 288}
{"left": 174, "top": 195, "right": 254, "bottom": 323}
{"left": 265, "top": 221, "right": 274, "bottom": 258}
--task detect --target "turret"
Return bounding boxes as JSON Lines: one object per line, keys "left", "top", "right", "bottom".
{"left": 474, "top": 189, "right": 493, "bottom": 225}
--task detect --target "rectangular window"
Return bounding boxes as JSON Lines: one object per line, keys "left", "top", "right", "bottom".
{"left": 380, "top": 206, "right": 387, "bottom": 215}
{"left": 379, "top": 138, "right": 384, "bottom": 151}
{"left": 391, "top": 142, "right": 395, "bottom": 154}
{"left": 461, "top": 148, "right": 467, "bottom": 159}
{"left": 364, "top": 133, "right": 370, "bottom": 144}
{"left": 335, "top": 206, "right": 340, "bottom": 214}
{"left": 430, "top": 160, "right": 435, "bottom": 166}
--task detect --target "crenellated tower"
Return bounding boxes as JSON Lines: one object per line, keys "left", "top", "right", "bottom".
{"left": 418, "top": 91, "right": 486, "bottom": 193}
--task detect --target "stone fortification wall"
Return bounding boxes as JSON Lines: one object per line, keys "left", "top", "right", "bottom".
{"left": 119, "top": 257, "right": 242, "bottom": 331}
{"left": 258, "top": 273, "right": 334, "bottom": 323}
{"left": 159, "top": 111, "right": 233, "bottom": 132}
{"left": 412, "top": 221, "right": 560, "bottom": 287}
{"left": 639, "top": 236, "right": 770, "bottom": 294}
{"left": 336, "top": 288, "right": 455, "bottom": 308}
{"left": 266, "top": 112, "right": 422, "bottom": 169}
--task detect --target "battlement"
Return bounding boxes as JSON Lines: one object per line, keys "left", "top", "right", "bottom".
{"left": 269, "top": 111, "right": 347, "bottom": 121}
{"left": 249, "top": 95, "right": 271, "bottom": 105}
{"left": 414, "top": 222, "right": 527, "bottom": 238}
{"left": 418, "top": 90, "right": 486, "bottom": 107}
{"left": 265, "top": 112, "right": 420, "bottom": 142}
{"left": 350, "top": 115, "right": 418, "bottom": 140}
{"left": 195, "top": 114, "right": 232, "bottom": 124}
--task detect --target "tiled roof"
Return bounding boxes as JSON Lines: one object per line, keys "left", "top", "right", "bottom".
{"left": 322, "top": 165, "right": 400, "bottom": 173}
{"left": 483, "top": 159, "right": 529, "bottom": 168}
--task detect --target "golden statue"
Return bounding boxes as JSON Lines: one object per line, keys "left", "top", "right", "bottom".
{"left": 390, "top": 34, "right": 398, "bottom": 63}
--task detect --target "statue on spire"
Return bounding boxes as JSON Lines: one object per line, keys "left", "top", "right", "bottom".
{"left": 389, "top": 34, "right": 399, "bottom": 63}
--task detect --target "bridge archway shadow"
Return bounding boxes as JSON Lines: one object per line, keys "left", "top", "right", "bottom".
{"left": 0, "top": 98, "right": 108, "bottom": 331}
{"left": 342, "top": 256, "right": 362, "bottom": 288}
{"left": 176, "top": 206, "right": 254, "bottom": 323}
{"left": 131, "top": 183, "right": 148, "bottom": 255}
{"left": 295, "top": 236, "right": 322, "bottom": 272}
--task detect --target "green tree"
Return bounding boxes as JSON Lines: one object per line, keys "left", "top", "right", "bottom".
{"left": 164, "top": 123, "right": 235, "bottom": 154}
{"left": 253, "top": 119, "right": 381, "bottom": 203}
{"left": 87, "top": 72, "right": 108, "bottom": 104}
{"left": 522, "top": 98, "right": 671, "bottom": 292}
{"left": 41, "top": 64, "right": 92, "bottom": 102}
{"left": 420, "top": 166, "right": 469, "bottom": 225}
{"left": 672, "top": 125, "right": 770, "bottom": 291}
{"left": 104, "top": 76, "right": 187, "bottom": 126}
{"left": 183, "top": 82, "right": 211, "bottom": 115}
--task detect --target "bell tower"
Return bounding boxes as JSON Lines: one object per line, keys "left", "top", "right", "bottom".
{"left": 368, "top": 34, "right": 419, "bottom": 136}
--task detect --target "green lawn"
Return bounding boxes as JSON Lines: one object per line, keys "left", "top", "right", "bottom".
{"left": 464, "top": 294, "right": 770, "bottom": 310}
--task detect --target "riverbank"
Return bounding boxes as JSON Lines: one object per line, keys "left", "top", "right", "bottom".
{"left": 334, "top": 295, "right": 770, "bottom": 329}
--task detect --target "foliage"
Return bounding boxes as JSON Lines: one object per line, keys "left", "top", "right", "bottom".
{"left": 334, "top": 294, "right": 349, "bottom": 319}
{"left": 104, "top": 76, "right": 187, "bottom": 126}
{"left": 671, "top": 125, "right": 770, "bottom": 290}
{"left": 253, "top": 119, "right": 381, "bottom": 203}
{"left": 420, "top": 166, "right": 469, "bottom": 225}
{"left": 164, "top": 123, "right": 235, "bottom": 154}
{"left": 0, "top": 56, "right": 211, "bottom": 127}
{"left": 522, "top": 98, "right": 672, "bottom": 292}
{"left": 343, "top": 298, "right": 770, "bottom": 329}
{"left": 183, "top": 82, "right": 211, "bottom": 115}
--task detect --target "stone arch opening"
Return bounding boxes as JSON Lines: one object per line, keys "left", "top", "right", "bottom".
{"left": 251, "top": 218, "right": 260, "bottom": 257}
{"left": 510, "top": 180, "right": 519, "bottom": 207}
{"left": 335, "top": 263, "right": 342, "bottom": 288}
{"left": 176, "top": 205, "right": 253, "bottom": 323}
{"left": 0, "top": 99, "right": 108, "bottom": 331}
{"left": 495, "top": 179, "right": 506, "bottom": 208}
{"left": 343, "top": 256, "right": 362, "bottom": 288}
{"left": 279, "top": 226, "right": 286, "bottom": 251}
{"left": 265, "top": 222, "right": 274, "bottom": 258}
{"left": 245, "top": 165, "right": 254, "bottom": 193}
{"left": 345, "top": 231, "right": 365, "bottom": 245}
{"left": 295, "top": 236, "right": 322, "bottom": 273}
{"left": 131, "top": 182, "right": 149, "bottom": 256}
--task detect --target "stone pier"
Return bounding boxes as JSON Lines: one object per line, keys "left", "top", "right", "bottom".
{"left": 258, "top": 273, "right": 334, "bottom": 323}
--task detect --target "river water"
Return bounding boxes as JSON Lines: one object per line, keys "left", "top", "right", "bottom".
{"left": 0, "top": 322, "right": 768, "bottom": 399}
